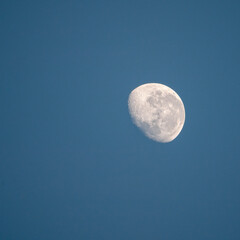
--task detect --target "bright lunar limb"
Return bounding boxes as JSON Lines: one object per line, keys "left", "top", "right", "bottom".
{"left": 128, "top": 83, "right": 185, "bottom": 143}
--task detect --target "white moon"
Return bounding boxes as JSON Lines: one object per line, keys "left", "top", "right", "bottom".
{"left": 128, "top": 83, "right": 185, "bottom": 143}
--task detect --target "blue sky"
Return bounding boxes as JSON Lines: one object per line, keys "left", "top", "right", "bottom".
{"left": 1, "top": 1, "right": 240, "bottom": 239}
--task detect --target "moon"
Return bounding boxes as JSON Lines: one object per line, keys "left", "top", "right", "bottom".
{"left": 128, "top": 83, "right": 185, "bottom": 143}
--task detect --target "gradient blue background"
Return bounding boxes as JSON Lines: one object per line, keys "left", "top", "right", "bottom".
{"left": 1, "top": 1, "right": 240, "bottom": 239}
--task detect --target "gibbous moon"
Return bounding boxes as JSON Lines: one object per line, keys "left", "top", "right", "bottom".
{"left": 128, "top": 83, "right": 185, "bottom": 143}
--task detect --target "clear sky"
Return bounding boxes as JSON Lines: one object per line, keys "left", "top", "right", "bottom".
{"left": 1, "top": 1, "right": 240, "bottom": 239}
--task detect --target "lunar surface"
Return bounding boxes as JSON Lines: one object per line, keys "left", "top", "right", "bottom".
{"left": 128, "top": 83, "right": 185, "bottom": 143}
